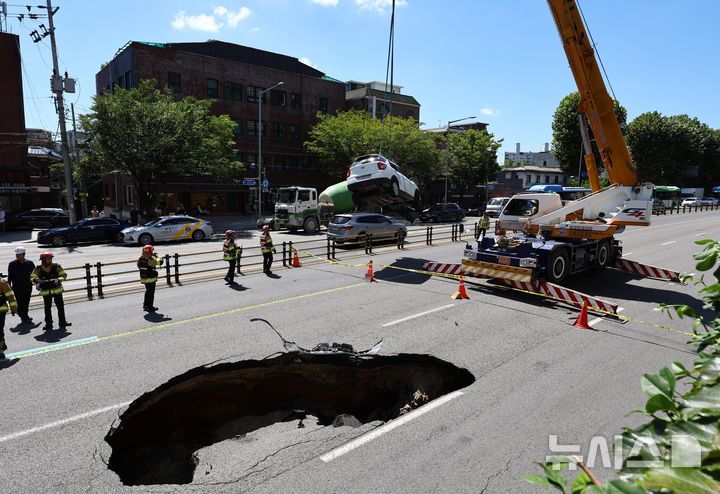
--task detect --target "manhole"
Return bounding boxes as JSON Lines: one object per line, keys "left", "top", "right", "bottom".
{"left": 105, "top": 351, "right": 474, "bottom": 485}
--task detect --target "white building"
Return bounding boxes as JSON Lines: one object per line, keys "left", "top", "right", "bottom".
{"left": 504, "top": 142, "right": 558, "bottom": 168}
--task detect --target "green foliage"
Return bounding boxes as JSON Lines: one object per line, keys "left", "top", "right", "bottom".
{"left": 527, "top": 239, "right": 720, "bottom": 493}
{"left": 447, "top": 129, "right": 502, "bottom": 199}
{"left": 551, "top": 92, "right": 627, "bottom": 176}
{"left": 79, "top": 80, "right": 242, "bottom": 211}
{"left": 626, "top": 113, "right": 720, "bottom": 186}
{"left": 304, "top": 110, "right": 440, "bottom": 185}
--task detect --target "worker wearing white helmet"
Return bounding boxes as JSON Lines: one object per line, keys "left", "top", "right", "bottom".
{"left": 7, "top": 245, "right": 35, "bottom": 324}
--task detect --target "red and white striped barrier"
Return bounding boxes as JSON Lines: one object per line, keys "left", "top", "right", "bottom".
{"left": 422, "top": 262, "right": 464, "bottom": 276}
{"left": 497, "top": 279, "right": 619, "bottom": 315}
{"left": 614, "top": 258, "right": 681, "bottom": 283}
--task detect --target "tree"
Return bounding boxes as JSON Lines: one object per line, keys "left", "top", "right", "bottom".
{"left": 447, "top": 129, "right": 502, "bottom": 202}
{"left": 551, "top": 92, "right": 627, "bottom": 176}
{"left": 80, "top": 80, "right": 242, "bottom": 215}
{"left": 626, "top": 112, "right": 720, "bottom": 186}
{"left": 304, "top": 110, "right": 440, "bottom": 191}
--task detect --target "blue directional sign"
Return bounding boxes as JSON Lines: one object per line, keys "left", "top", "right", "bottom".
{"left": 242, "top": 178, "right": 257, "bottom": 186}
{"left": 262, "top": 179, "right": 270, "bottom": 190}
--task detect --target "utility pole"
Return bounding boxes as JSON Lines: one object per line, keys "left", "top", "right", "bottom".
{"left": 45, "top": 0, "right": 76, "bottom": 223}
{"left": 70, "top": 104, "right": 88, "bottom": 218}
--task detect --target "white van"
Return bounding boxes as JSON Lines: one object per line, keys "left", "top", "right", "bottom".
{"left": 485, "top": 197, "right": 510, "bottom": 217}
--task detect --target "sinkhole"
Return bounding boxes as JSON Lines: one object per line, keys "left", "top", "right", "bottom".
{"left": 105, "top": 352, "right": 475, "bottom": 485}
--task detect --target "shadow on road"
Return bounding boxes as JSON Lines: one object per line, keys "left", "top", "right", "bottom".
{"left": 34, "top": 328, "right": 72, "bottom": 343}
{"left": 0, "top": 358, "right": 20, "bottom": 370}
{"left": 265, "top": 273, "right": 282, "bottom": 279}
{"left": 373, "top": 257, "right": 434, "bottom": 285}
{"left": 10, "top": 320, "right": 41, "bottom": 335}
{"left": 226, "top": 283, "right": 248, "bottom": 291}
{"left": 144, "top": 312, "right": 172, "bottom": 323}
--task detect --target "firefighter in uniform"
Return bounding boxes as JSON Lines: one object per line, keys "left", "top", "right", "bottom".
{"left": 138, "top": 245, "right": 163, "bottom": 311}
{"left": 0, "top": 275, "right": 18, "bottom": 360}
{"left": 223, "top": 230, "right": 238, "bottom": 284}
{"left": 260, "top": 225, "right": 276, "bottom": 274}
{"left": 31, "top": 252, "right": 70, "bottom": 331}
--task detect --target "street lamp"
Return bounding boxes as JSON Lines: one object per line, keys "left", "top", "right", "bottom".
{"left": 444, "top": 115, "right": 476, "bottom": 203}
{"left": 257, "top": 81, "right": 284, "bottom": 219}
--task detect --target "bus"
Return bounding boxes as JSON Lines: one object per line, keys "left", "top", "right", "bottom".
{"left": 526, "top": 184, "right": 592, "bottom": 204}
{"left": 653, "top": 186, "right": 681, "bottom": 207}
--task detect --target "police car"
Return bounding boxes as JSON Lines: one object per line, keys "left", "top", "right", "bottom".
{"left": 121, "top": 216, "right": 213, "bottom": 245}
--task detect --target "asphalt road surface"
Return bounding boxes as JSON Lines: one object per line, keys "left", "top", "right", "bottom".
{"left": 0, "top": 211, "right": 715, "bottom": 493}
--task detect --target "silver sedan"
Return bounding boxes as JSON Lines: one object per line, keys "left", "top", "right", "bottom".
{"left": 327, "top": 213, "right": 407, "bottom": 245}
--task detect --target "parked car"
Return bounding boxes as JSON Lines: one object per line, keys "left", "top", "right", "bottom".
{"left": 37, "top": 218, "right": 131, "bottom": 246}
{"left": 327, "top": 213, "right": 407, "bottom": 245}
{"left": 346, "top": 154, "right": 420, "bottom": 205}
{"left": 8, "top": 208, "right": 69, "bottom": 229}
{"left": 485, "top": 197, "right": 510, "bottom": 217}
{"left": 652, "top": 198, "right": 667, "bottom": 214}
{"left": 419, "top": 203, "right": 465, "bottom": 223}
{"left": 700, "top": 197, "right": 719, "bottom": 206}
{"left": 256, "top": 217, "right": 277, "bottom": 230}
{"left": 464, "top": 204, "right": 485, "bottom": 216}
{"left": 121, "top": 216, "right": 213, "bottom": 245}
{"left": 681, "top": 197, "right": 701, "bottom": 207}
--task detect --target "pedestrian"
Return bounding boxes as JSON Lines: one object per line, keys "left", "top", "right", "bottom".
{"left": 176, "top": 202, "right": 186, "bottom": 215}
{"left": 138, "top": 244, "right": 163, "bottom": 312}
{"left": 31, "top": 252, "right": 71, "bottom": 331}
{"left": 260, "top": 224, "right": 276, "bottom": 274}
{"left": 7, "top": 246, "right": 35, "bottom": 323}
{"left": 478, "top": 212, "right": 491, "bottom": 238}
{"left": 0, "top": 274, "right": 18, "bottom": 360}
{"left": 0, "top": 204, "right": 5, "bottom": 233}
{"left": 90, "top": 206, "right": 100, "bottom": 218}
{"left": 223, "top": 230, "right": 239, "bottom": 284}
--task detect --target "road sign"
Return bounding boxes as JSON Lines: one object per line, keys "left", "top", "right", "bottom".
{"left": 487, "top": 185, "right": 495, "bottom": 191}
{"left": 262, "top": 179, "right": 270, "bottom": 190}
{"left": 242, "top": 178, "right": 257, "bottom": 186}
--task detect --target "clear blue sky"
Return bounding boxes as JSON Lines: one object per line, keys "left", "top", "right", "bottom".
{"left": 8, "top": 0, "right": 720, "bottom": 159}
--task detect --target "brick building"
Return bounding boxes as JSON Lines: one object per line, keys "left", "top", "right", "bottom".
{"left": 95, "top": 40, "right": 347, "bottom": 216}
{"left": 0, "top": 32, "right": 55, "bottom": 214}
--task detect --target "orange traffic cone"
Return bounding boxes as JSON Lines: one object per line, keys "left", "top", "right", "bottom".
{"left": 292, "top": 248, "right": 302, "bottom": 268}
{"left": 451, "top": 275, "right": 470, "bottom": 299}
{"left": 364, "top": 260, "right": 376, "bottom": 282}
{"left": 573, "top": 301, "right": 592, "bottom": 329}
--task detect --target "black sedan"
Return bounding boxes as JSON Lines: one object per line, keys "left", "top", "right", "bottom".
{"left": 419, "top": 203, "right": 465, "bottom": 222}
{"left": 37, "top": 218, "right": 131, "bottom": 246}
{"left": 9, "top": 208, "right": 69, "bottom": 229}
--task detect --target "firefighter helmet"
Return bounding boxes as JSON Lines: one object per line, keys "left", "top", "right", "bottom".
{"left": 39, "top": 252, "right": 54, "bottom": 260}
{"left": 225, "top": 229, "right": 234, "bottom": 237}
{"left": 262, "top": 224, "right": 270, "bottom": 232}
{"left": 142, "top": 245, "right": 154, "bottom": 255}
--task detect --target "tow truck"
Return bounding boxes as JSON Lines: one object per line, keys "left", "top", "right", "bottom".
{"left": 425, "top": 0, "right": 681, "bottom": 313}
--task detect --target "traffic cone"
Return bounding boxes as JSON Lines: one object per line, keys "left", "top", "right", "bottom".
{"left": 451, "top": 275, "right": 470, "bottom": 299}
{"left": 292, "top": 248, "right": 302, "bottom": 268}
{"left": 573, "top": 301, "right": 592, "bottom": 329}
{"left": 364, "top": 260, "right": 376, "bottom": 282}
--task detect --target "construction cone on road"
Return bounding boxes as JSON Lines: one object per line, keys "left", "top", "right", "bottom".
{"left": 573, "top": 301, "right": 592, "bottom": 330}
{"left": 451, "top": 275, "right": 470, "bottom": 300}
{"left": 292, "top": 248, "right": 302, "bottom": 268}
{"left": 364, "top": 260, "right": 376, "bottom": 282}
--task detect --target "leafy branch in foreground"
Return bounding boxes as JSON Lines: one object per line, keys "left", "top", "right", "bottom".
{"left": 525, "top": 239, "right": 720, "bottom": 493}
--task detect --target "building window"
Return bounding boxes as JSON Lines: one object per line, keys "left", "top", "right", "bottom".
{"left": 290, "top": 93, "right": 302, "bottom": 109}
{"left": 224, "top": 82, "right": 242, "bottom": 101}
{"left": 247, "top": 86, "right": 265, "bottom": 104}
{"left": 377, "top": 102, "right": 389, "bottom": 119}
{"left": 124, "top": 185, "right": 137, "bottom": 205}
{"left": 536, "top": 175, "right": 541, "bottom": 183}
{"left": 270, "top": 90, "right": 286, "bottom": 106}
{"left": 554, "top": 175, "right": 559, "bottom": 184}
{"left": 544, "top": 176, "right": 550, "bottom": 184}
{"left": 290, "top": 125, "right": 300, "bottom": 140}
{"left": 207, "top": 78, "right": 219, "bottom": 98}
{"left": 526, "top": 174, "right": 531, "bottom": 183}
{"left": 319, "top": 97, "right": 328, "bottom": 114}
{"left": 125, "top": 70, "right": 132, "bottom": 88}
{"left": 405, "top": 110, "right": 415, "bottom": 119}
{"left": 232, "top": 118, "right": 242, "bottom": 135}
{"left": 168, "top": 72, "right": 181, "bottom": 94}
{"left": 272, "top": 122, "right": 286, "bottom": 138}
{"left": 248, "top": 121, "right": 266, "bottom": 137}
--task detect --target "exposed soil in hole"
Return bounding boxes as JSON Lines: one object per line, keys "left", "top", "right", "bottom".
{"left": 105, "top": 352, "right": 474, "bottom": 485}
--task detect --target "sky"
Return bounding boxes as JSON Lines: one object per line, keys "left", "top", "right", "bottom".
{"left": 6, "top": 0, "right": 720, "bottom": 159}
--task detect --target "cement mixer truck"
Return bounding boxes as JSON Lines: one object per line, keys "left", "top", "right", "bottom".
{"left": 271, "top": 182, "right": 355, "bottom": 233}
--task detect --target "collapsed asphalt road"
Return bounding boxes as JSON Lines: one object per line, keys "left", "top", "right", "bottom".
{"left": 105, "top": 352, "right": 475, "bottom": 485}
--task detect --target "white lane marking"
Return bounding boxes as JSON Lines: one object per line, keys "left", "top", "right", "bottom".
{"left": 660, "top": 241, "right": 676, "bottom": 246}
{"left": 320, "top": 390, "right": 463, "bottom": 462}
{"left": 696, "top": 232, "right": 707, "bottom": 236}
{"left": 587, "top": 307, "right": 623, "bottom": 328}
{"left": 623, "top": 252, "right": 633, "bottom": 256}
{"left": 5, "top": 336, "right": 99, "bottom": 360}
{"left": 0, "top": 402, "right": 131, "bottom": 443}
{"left": 381, "top": 304, "right": 455, "bottom": 327}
